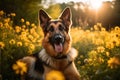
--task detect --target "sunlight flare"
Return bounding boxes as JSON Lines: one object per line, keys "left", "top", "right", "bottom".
{"left": 90, "top": 0, "right": 103, "bottom": 10}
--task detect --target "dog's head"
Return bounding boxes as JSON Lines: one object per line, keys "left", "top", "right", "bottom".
{"left": 39, "top": 8, "right": 72, "bottom": 58}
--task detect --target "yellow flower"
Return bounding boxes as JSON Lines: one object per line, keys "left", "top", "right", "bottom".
{"left": 88, "top": 50, "right": 97, "bottom": 59}
{"left": 17, "top": 42, "right": 22, "bottom": 47}
{"left": 0, "top": 42, "right": 5, "bottom": 49}
{"left": 12, "top": 61, "right": 27, "bottom": 75}
{"left": 10, "top": 13, "right": 16, "bottom": 17}
{"left": 112, "top": 38, "right": 120, "bottom": 46}
{"left": 4, "top": 23, "right": 9, "bottom": 28}
{"left": 97, "top": 23, "right": 102, "bottom": 27}
{"left": 97, "top": 46, "right": 105, "bottom": 53}
{"left": 46, "top": 70, "right": 65, "bottom": 80}
{"left": 77, "top": 61, "right": 81, "bottom": 64}
{"left": 114, "top": 26, "right": 119, "bottom": 31}
{"left": 0, "top": 10, "right": 4, "bottom": 16}
{"left": 106, "top": 52, "right": 110, "bottom": 57}
{"left": 28, "top": 35, "right": 33, "bottom": 40}
{"left": 15, "top": 26, "right": 21, "bottom": 33}
{"left": 106, "top": 42, "right": 114, "bottom": 49}
{"left": 21, "top": 31, "right": 27, "bottom": 36}
{"left": 33, "top": 33, "right": 39, "bottom": 39}
{"left": 29, "top": 44, "right": 35, "bottom": 51}
{"left": 101, "top": 28, "right": 106, "bottom": 31}
{"left": 9, "top": 39, "right": 16, "bottom": 45}
{"left": 4, "top": 18, "right": 10, "bottom": 23}
{"left": 88, "top": 59, "right": 92, "bottom": 63}
{"left": 90, "top": 28, "right": 93, "bottom": 31}
{"left": 107, "top": 56, "right": 120, "bottom": 69}
{"left": 84, "top": 58, "right": 89, "bottom": 63}
{"left": 94, "top": 39, "right": 104, "bottom": 45}
{"left": 80, "top": 55, "right": 84, "bottom": 58}
{"left": 21, "top": 18, "right": 25, "bottom": 23}
{"left": 22, "top": 25, "right": 26, "bottom": 28}
{"left": 0, "top": 22, "right": 3, "bottom": 27}
{"left": 19, "top": 34, "right": 27, "bottom": 41}
{"left": 86, "top": 30, "right": 90, "bottom": 33}
{"left": 31, "top": 23, "right": 35, "bottom": 27}
{"left": 26, "top": 21, "right": 30, "bottom": 26}
{"left": 24, "top": 42, "right": 29, "bottom": 46}
{"left": 94, "top": 25, "right": 99, "bottom": 31}
{"left": 30, "top": 28, "right": 35, "bottom": 34}
{"left": 98, "top": 57, "right": 104, "bottom": 63}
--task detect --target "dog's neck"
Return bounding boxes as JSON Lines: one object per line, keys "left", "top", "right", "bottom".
{"left": 38, "top": 48, "right": 78, "bottom": 70}
{"left": 54, "top": 55, "right": 67, "bottom": 59}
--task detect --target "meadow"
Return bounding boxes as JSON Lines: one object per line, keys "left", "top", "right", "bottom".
{"left": 0, "top": 10, "right": 120, "bottom": 80}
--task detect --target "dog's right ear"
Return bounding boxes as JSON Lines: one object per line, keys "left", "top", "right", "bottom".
{"left": 39, "top": 9, "right": 51, "bottom": 29}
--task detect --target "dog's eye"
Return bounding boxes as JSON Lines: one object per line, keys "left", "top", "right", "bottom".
{"left": 59, "top": 25, "right": 64, "bottom": 31}
{"left": 49, "top": 26, "right": 54, "bottom": 32}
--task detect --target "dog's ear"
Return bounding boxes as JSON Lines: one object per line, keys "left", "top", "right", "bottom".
{"left": 59, "top": 7, "right": 72, "bottom": 30}
{"left": 39, "top": 9, "right": 51, "bottom": 29}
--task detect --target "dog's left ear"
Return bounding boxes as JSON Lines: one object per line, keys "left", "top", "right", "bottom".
{"left": 59, "top": 7, "right": 72, "bottom": 30}
{"left": 39, "top": 9, "right": 51, "bottom": 29}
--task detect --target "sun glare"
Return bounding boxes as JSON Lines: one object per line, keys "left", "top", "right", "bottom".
{"left": 90, "top": 0, "right": 103, "bottom": 10}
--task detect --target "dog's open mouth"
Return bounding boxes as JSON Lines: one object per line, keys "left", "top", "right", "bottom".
{"left": 50, "top": 34, "right": 64, "bottom": 53}
{"left": 54, "top": 43, "right": 63, "bottom": 53}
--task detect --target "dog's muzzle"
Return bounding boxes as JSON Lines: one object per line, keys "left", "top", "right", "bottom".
{"left": 54, "top": 34, "right": 64, "bottom": 44}
{"left": 50, "top": 34, "right": 64, "bottom": 53}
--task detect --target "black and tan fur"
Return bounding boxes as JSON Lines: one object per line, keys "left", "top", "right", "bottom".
{"left": 20, "top": 8, "right": 80, "bottom": 80}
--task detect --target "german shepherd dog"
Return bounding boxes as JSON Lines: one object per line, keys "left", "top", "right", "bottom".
{"left": 20, "top": 8, "right": 80, "bottom": 80}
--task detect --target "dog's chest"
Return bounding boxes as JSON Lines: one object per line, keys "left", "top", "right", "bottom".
{"left": 44, "top": 59, "right": 71, "bottom": 71}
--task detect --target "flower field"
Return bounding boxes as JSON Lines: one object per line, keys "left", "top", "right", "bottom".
{"left": 0, "top": 11, "right": 120, "bottom": 80}
{"left": 71, "top": 24, "right": 120, "bottom": 80}
{"left": 0, "top": 10, "right": 43, "bottom": 79}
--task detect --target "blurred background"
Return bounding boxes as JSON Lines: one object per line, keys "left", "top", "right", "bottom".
{"left": 0, "top": 0, "right": 120, "bottom": 29}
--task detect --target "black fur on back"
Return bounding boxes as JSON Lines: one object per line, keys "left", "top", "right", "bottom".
{"left": 32, "top": 52, "right": 44, "bottom": 74}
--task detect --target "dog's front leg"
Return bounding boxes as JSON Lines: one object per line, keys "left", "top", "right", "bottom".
{"left": 64, "top": 62, "right": 80, "bottom": 80}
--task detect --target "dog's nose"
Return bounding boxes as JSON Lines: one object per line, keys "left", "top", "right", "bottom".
{"left": 54, "top": 34, "right": 64, "bottom": 44}
{"left": 55, "top": 34, "right": 62, "bottom": 41}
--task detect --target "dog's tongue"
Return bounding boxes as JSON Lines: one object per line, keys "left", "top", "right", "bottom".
{"left": 54, "top": 43, "right": 63, "bottom": 53}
